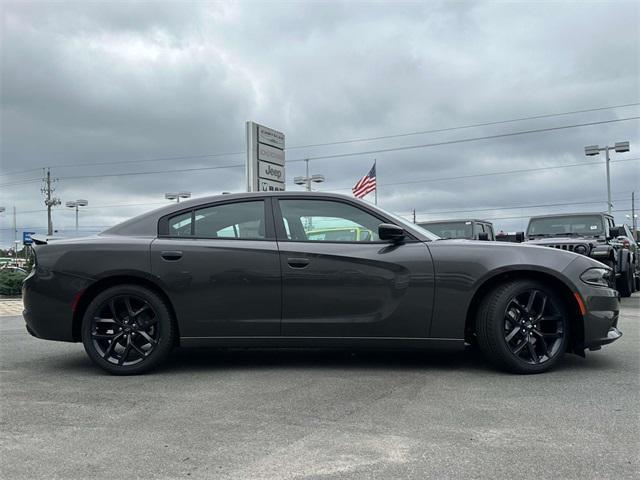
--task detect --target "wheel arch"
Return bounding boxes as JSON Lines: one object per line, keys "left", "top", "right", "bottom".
{"left": 464, "top": 269, "right": 584, "bottom": 355}
{"left": 72, "top": 274, "right": 179, "bottom": 344}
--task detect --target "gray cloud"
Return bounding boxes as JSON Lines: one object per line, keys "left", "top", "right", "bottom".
{"left": 1, "top": 0, "right": 639, "bottom": 246}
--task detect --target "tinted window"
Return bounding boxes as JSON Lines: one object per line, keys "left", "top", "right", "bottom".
{"left": 168, "top": 211, "right": 193, "bottom": 237}
{"left": 278, "top": 199, "right": 380, "bottom": 242}
{"left": 167, "top": 201, "right": 266, "bottom": 239}
{"left": 195, "top": 201, "right": 266, "bottom": 239}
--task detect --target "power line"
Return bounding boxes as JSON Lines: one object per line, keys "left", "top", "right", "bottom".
{"left": 287, "top": 116, "right": 640, "bottom": 163}
{"left": 1, "top": 116, "right": 637, "bottom": 189}
{"left": 405, "top": 197, "right": 631, "bottom": 218}
{"left": 285, "top": 102, "right": 640, "bottom": 150}
{"left": 1, "top": 102, "right": 637, "bottom": 177}
{"left": 324, "top": 157, "right": 640, "bottom": 191}
{"left": 406, "top": 208, "right": 633, "bottom": 223}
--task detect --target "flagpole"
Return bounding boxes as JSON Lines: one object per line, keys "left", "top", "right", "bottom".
{"left": 374, "top": 159, "right": 378, "bottom": 205}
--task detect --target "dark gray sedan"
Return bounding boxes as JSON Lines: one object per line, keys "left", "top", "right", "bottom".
{"left": 22, "top": 192, "right": 621, "bottom": 375}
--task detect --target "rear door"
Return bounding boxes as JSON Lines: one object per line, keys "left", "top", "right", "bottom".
{"left": 150, "top": 198, "right": 281, "bottom": 338}
{"left": 274, "top": 197, "right": 435, "bottom": 338}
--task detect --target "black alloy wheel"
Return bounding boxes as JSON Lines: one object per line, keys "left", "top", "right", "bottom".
{"left": 91, "top": 295, "right": 159, "bottom": 366}
{"left": 502, "top": 289, "right": 564, "bottom": 365}
{"left": 82, "top": 285, "right": 175, "bottom": 375}
{"left": 476, "top": 280, "right": 569, "bottom": 374}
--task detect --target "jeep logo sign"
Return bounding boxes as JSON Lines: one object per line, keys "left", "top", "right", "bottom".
{"left": 259, "top": 161, "right": 284, "bottom": 181}
{"left": 246, "top": 121, "right": 286, "bottom": 192}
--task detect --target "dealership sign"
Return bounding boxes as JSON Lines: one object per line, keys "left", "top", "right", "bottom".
{"left": 246, "top": 121, "right": 285, "bottom": 192}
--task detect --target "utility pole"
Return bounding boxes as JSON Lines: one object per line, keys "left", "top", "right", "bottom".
{"left": 412, "top": 209, "right": 416, "bottom": 223}
{"left": 12, "top": 207, "right": 16, "bottom": 244}
{"left": 633, "top": 191, "right": 637, "bottom": 235}
{"left": 41, "top": 168, "right": 61, "bottom": 235}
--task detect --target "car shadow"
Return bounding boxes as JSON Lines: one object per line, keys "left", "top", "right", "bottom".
{"left": 36, "top": 344, "right": 625, "bottom": 376}
{"left": 161, "top": 346, "right": 500, "bottom": 375}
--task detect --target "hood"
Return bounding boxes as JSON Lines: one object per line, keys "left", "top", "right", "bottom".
{"left": 525, "top": 237, "right": 600, "bottom": 246}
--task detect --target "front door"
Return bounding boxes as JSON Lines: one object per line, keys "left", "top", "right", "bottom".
{"left": 274, "top": 197, "right": 435, "bottom": 338}
{"left": 150, "top": 199, "right": 281, "bottom": 338}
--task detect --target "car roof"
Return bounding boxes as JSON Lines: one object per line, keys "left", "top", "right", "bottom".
{"left": 528, "top": 212, "right": 609, "bottom": 220}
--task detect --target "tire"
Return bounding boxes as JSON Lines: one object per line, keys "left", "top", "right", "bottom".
{"left": 476, "top": 280, "right": 569, "bottom": 374}
{"left": 81, "top": 284, "right": 175, "bottom": 375}
{"left": 617, "top": 265, "right": 633, "bottom": 298}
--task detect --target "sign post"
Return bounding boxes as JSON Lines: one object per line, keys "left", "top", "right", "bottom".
{"left": 246, "top": 121, "right": 286, "bottom": 192}
{"left": 22, "top": 231, "right": 36, "bottom": 246}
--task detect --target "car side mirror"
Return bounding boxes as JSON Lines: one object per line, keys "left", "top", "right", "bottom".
{"left": 478, "top": 232, "right": 489, "bottom": 241}
{"left": 515, "top": 232, "right": 525, "bottom": 243}
{"left": 378, "top": 223, "right": 405, "bottom": 242}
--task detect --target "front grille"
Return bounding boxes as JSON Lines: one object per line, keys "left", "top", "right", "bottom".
{"left": 544, "top": 243, "right": 590, "bottom": 255}
{"left": 548, "top": 244, "right": 576, "bottom": 251}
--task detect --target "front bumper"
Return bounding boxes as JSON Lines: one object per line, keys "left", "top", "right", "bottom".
{"left": 581, "top": 286, "right": 622, "bottom": 350}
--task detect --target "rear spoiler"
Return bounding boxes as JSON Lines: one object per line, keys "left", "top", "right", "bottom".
{"left": 30, "top": 234, "right": 64, "bottom": 245}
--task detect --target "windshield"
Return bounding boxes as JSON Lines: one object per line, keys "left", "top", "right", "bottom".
{"left": 418, "top": 221, "right": 473, "bottom": 239}
{"left": 527, "top": 215, "right": 605, "bottom": 237}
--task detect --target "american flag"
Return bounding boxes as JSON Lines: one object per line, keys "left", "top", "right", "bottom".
{"left": 352, "top": 163, "right": 377, "bottom": 199}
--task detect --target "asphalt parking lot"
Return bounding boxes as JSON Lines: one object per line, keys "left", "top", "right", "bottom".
{"left": 1, "top": 294, "right": 638, "bottom": 480}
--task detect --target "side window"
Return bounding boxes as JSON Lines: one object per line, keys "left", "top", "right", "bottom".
{"left": 487, "top": 225, "right": 495, "bottom": 240}
{"left": 278, "top": 199, "right": 381, "bottom": 242}
{"left": 168, "top": 211, "right": 193, "bottom": 237}
{"left": 194, "top": 201, "right": 266, "bottom": 239}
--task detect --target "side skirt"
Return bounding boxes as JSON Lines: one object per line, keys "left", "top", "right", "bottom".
{"left": 179, "top": 336, "right": 465, "bottom": 350}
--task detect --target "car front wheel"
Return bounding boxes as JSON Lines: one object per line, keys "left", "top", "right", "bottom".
{"left": 476, "top": 280, "right": 569, "bottom": 374}
{"left": 81, "top": 285, "right": 175, "bottom": 375}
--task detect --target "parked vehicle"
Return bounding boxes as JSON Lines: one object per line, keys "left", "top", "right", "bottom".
{"left": 524, "top": 212, "right": 635, "bottom": 297}
{"left": 496, "top": 231, "right": 525, "bottom": 243}
{"left": 23, "top": 193, "right": 621, "bottom": 375}
{"left": 611, "top": 224, "right": 640, "bottom": 291}
{"left": 306, "top": 226, "right": 373, "bottom": 242}
{"left": 417, "top": 219, "right": 495, "bottom": 240}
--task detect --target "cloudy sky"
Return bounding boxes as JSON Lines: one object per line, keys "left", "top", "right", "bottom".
{"left": 1, "top": 0, "right": 639, "bottom": 247}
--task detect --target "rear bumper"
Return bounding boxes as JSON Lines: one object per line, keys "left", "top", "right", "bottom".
{"left": 22, "top": 269, "right": 89, "bottom": 342}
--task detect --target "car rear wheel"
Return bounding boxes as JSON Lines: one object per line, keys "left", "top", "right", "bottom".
{"left": 81, "top": 285, "right": 175, "bottom": 375}
{"left": 476, "top": 280, "right": 569, "bottom": 374}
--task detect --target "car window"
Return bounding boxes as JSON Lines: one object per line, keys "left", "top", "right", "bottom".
{"left": 278, "top": 199, "right": 380, "bottom": 242}
{"left": 168, "top": 211, "right": 193, "bottom": 237}
{"left": 195, "top": 201, "right": 266, "bottom": 239}
{"left": 168, "top": 201, "right": 266, "bottom": 239}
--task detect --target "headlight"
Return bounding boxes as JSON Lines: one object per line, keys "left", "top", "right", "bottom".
{"left": 574, "top": 244, "right": 588, "bottom": 255}
{"left": 580, "top": 267, "right": 612, "bottom": 287}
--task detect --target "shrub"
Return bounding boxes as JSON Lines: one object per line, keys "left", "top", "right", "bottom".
{"left": 0, "top": 270, "right": 26, "bottom": 296}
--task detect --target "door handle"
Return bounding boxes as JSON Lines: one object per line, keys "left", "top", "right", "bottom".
{"left": 161, "top": 250, "right": 183, "bottom": 261}
{"left": 287, "top": 257, "right": 310, "bottom": 268}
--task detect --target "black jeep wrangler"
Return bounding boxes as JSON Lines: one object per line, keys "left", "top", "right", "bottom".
{"left": 525, "top": 212, "right": 636, "bottom": 297}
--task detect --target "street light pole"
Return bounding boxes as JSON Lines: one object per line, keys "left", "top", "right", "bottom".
{"left": 605, "top": 147, "right": 612, "bottom": 215}
{"left": 294, "top": 159, "right": 325, "bottom": 192}
{"left": 165, "top": 192, "right": 191, "bottom": 203}
{"left": 584, "top": 141, "right": 630, "bottom": 215}
{"left": 66, "top": 200, "right": 88, "bottom": 235}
